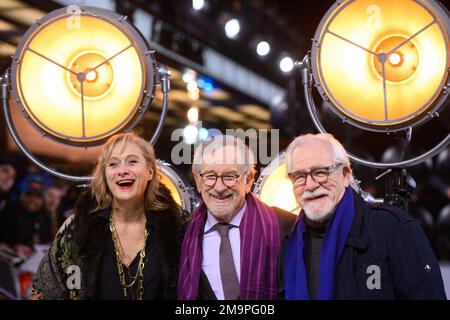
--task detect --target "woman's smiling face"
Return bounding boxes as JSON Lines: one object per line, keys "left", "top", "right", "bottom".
{"left": 105, "top": 142, "right": 152, "bottom": 206}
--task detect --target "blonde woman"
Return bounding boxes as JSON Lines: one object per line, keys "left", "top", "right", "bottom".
{"left": 31, "top": 132, "right": 189, "bottom": 300}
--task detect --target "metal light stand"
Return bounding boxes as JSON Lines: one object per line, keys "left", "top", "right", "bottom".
{"left": 374, "top": 128, "right": 416, "bottom": 211}
{"left": 375, "top": 168, "right": 416, "bottom": 211}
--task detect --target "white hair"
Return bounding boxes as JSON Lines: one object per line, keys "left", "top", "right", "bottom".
{"left": 286, "top": 133, "right": 351, "bottom": 172}
{"left": 192, "top": 134, "right": 256, "bottom": 176}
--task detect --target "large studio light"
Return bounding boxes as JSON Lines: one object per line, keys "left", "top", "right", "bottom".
{"left": 1, "top": 6, "right": 171, "bottom": 181}
{"left": 10, "top": 6, "right": 157, "bottom": 145}
{"left": 158, "top": 160, "right": 199, "bottom": 214}
{"left": 253, "top": 153, "right": 301, "bottom": 215}
{"left": 298, "top": 0, "right": 450, "bottom": 169}
{"left": 311, "top": 0, "right": 450, "bottom": 132}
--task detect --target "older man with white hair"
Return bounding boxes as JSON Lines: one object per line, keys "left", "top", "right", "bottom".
{"left": 280, "top": 133, "right": 446, "bottom": 300}
{"left": 178, "top": 134, "right": 296, "bottom": 300}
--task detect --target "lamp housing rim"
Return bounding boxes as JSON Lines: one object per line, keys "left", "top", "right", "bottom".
{"left": 10, "top": 5, "right": 157, "bottom": 147}
{"left": 310, "top": 0, "right": 450, "bottom": 133}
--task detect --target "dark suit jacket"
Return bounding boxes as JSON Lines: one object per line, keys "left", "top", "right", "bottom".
{"left": 278, "top": 190, "right": 447, "bottom": 300}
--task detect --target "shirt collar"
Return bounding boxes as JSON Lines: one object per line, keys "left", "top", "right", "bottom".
{"left": 204, "top": 200, "right": 247, "bottom": 234}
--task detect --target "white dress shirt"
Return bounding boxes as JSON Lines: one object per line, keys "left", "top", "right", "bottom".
{"left": 202, "top": 201, "right": 246, "bottom": 300}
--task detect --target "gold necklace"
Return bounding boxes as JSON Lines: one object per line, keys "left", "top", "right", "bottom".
{"left": 109, "top": 214, "right": 149, "bottom": 300}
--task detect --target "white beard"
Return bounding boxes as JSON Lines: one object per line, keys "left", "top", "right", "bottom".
{"left": 303, "top": 201, "right": 335, "bottom": 223}
{"left": 301, "top": 188, "right": 336, "bottom": 223}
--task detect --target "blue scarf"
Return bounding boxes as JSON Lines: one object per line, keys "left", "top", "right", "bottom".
{"left": 284, "top": 187, "right": 355, "bottom": 300}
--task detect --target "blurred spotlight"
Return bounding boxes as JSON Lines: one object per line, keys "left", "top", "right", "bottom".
{"left": 187, "top": 107, "right": 199, "bottom": 122}
{"left": 188, "top": 90, "right": 200, "bottom": 101}
{"left": 198, "top": 127, "right": 209, "bottom": 141}
{"left": 279, "top": 56, "right": 294, "bottom": 73}
{"left": 256, "top": 41, "right": 270, "bottom": 56}
{"left": 183, "top": 125, "right": 198, "bottom": 144}
{"left": 224, "top": 18, "right": 240, "bottom": 39}
{"left": 182, "top": 69, "right": 196, "bottom": 83}
{"left": 187, "top": 81, "right": 198, "bottom": 92}
{"left": 196, "top": 76, "right": 214, "bottom": 92}
{"left": 192, "top": 0, "right": 205, "bottom": 11}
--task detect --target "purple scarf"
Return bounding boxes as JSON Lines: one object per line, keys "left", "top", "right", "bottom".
{"left": 178, "top": 193, "right": 281, "bottom": 300}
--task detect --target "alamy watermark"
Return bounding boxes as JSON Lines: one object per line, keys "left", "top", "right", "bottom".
{"left": 366, "top": 264, "right": 381, "bottom": 290}
{"left": 170, "top": 123, "right": 280, "bottom": 168}
{"left": 66, "top": 265, "right": 81, "bottom": 290}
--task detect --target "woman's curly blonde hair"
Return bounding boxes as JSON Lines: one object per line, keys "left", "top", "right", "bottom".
{"left": 90, "top": 132, "right": 168, "bottom": 212}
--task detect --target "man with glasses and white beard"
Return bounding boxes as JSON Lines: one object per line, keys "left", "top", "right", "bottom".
{"left": 280, "top": 133, "right": 446, "bottom": 300}
{"left": 178, "top": 135, "right": 296, "bottom": 300}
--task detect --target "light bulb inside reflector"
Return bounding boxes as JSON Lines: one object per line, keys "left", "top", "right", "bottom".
{"left": 11, "top": 6, "right": 157, "bottom": 145}
{"left": 372, "top": 36, "right": 419, "bottom": 83}
{"left": 85, "top": 70, "right": 98, "bottom": 82}
{"left": 68, "top": 52, "right": 114, "bottom": 98}
{"left": 388, "top": 52, "right": 402, "bottom": 66}
{"left": 311, "top": 0, "right": 450, "bottom": 132}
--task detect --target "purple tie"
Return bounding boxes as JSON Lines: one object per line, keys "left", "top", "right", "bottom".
{"left": 214, "top": 223, "right": 240, "bottom": 300}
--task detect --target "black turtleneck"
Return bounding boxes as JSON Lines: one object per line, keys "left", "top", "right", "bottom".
{"left": 305, "top": 217, "right": 329, "bottom": 299}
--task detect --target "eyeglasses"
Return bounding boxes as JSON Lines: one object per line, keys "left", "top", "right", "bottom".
{"left": 288, "top": 163, "right": 344, "bottom": 187}
{"left": 199, "top": 172, "right": 243, "bottom": 188}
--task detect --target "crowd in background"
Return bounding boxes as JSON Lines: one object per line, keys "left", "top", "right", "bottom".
{"left": 0, "top": 156, "right": 79, "bottom": 260}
